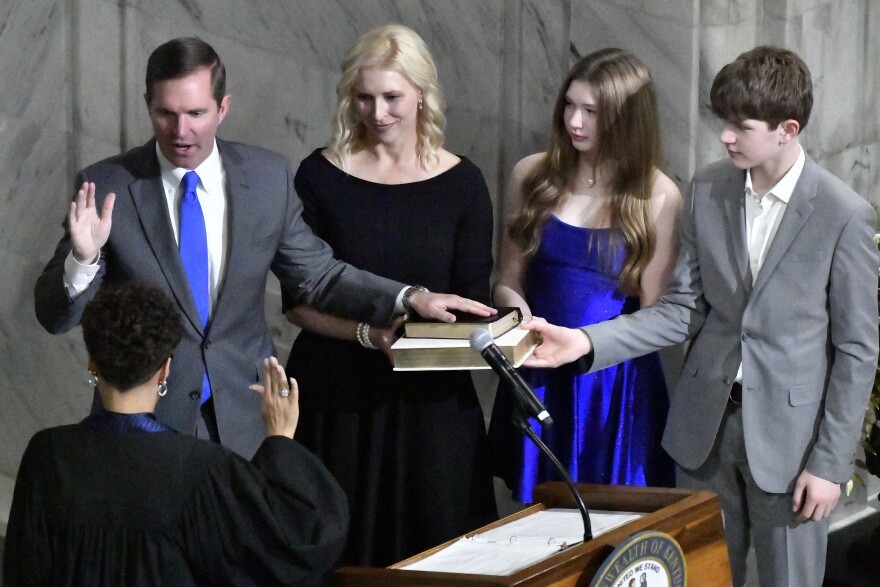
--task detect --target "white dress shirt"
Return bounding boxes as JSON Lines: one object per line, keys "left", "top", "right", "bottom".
{"left": 735, "top": 146, "right": 806, "bottom": 383}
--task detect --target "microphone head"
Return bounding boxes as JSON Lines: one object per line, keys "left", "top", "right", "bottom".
{"left": 469, "top": 328, "right": 494, "bottom": 352}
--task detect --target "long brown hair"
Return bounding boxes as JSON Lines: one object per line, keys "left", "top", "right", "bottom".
{"left": 509, "top": 48, "right": 663, "bottom": 295}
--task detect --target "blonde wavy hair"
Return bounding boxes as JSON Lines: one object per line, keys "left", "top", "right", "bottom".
{"left": 328, "top": 24, "right": 445, "bottom": 171}
{"left": 510, "top": 48, "right": 663, "bottom": 295}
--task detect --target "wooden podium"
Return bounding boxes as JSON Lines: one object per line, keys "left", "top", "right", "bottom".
{"left": 331, "top": 482, "right": 731, "bottom": 586}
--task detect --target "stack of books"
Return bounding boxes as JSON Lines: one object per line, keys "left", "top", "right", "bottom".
{"left": 391, "top": 307, "right": 539, "bottom": 370}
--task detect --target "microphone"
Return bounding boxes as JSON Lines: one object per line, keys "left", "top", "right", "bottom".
{"left": 469, "top": 328, "right": 553, "bottom": 429}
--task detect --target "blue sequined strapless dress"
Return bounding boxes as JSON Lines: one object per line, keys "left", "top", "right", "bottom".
{"left": 490, "top": 215, "right": 675, "bottom": 502}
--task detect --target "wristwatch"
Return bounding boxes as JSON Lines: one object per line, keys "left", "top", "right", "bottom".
{"left": 402, "top": 285, "right": 429, "bottom": 314}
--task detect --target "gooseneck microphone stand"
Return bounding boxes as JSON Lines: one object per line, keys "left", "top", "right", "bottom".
{"left": 510, "top": 404, "right": 593, "bottom": 543}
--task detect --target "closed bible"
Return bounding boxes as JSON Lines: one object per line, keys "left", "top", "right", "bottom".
{"left": 391, "top": 326, "right": 539, "bottom": 371}
{"left": 403, "top": 306, "right": 522, "bottom": 339}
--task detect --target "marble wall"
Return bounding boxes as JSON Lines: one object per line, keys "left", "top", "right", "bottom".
{"left": 1, "top": 0, "right": 877, "bottom": 491}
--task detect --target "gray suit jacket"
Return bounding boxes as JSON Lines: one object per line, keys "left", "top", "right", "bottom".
{"left": 34, "top": 139, "right": 404, "bottom": 458}
{"left": 583, "top": 157, "right": 878, "bottom": 493}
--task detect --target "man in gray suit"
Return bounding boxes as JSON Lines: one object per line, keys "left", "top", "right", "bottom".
{"left": 34, "top": 37, "right": 491, "bottom": 459}
{"left": 520, "top": 47, "right": 878, "bottom": 586}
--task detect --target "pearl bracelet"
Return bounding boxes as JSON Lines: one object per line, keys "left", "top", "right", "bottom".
{"left": 356, "top": 322, "right": 378, "bottom": 350}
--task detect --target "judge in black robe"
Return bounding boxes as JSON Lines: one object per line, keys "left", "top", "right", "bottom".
{"left": 3, "top": 284, "right": 347, "bottom": 586}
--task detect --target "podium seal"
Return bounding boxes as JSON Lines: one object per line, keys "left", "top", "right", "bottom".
{"left": 588, "top": 530, "right": 686, "bottom": 587}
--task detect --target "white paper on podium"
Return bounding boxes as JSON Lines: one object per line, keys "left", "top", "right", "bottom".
{"left": 399, "top": 508, "right": 644, "bottom": 575}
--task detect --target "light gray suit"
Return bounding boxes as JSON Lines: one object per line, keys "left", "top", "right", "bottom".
{"left": 35, "top": 139, "right": 404, "bottom": 458}
{"left": 583, "top": 156, "right": 878, "bottom": 585}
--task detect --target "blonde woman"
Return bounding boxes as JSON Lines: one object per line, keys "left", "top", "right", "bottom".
{"left": 282, "top": 25, "right": 496, "bottom": 566}
{"left": 490, "top": 48, "right": 682, "bottom": 502}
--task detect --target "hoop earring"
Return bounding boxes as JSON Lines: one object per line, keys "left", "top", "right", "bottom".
{"left": 88, "top": 370, "right": 98, "bottom": 387}
{"left": 158, "top": 380, "right": 168, "bottom": 397}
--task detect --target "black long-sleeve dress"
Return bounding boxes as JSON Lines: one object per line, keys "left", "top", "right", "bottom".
{"left": 3, "top": 411, "right": 348, "bottom": 586}
{"left": 283, "top": 150, "right": 498, "bottom": 567}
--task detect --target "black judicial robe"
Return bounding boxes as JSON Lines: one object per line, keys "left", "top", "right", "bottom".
{"left": 3, "top": 413, "right": 348, "bottom": 586}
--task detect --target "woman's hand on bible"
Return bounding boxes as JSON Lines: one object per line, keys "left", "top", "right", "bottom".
{"left": 370, "top": 315, "right": 407, "bottom": 362}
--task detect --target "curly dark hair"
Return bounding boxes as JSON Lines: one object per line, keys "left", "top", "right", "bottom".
{"left": 81, "top": 283, "right": 183, "bottom": 392}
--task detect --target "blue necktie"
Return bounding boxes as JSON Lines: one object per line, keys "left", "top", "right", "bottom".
{"left": 179, "top": 171, "right": 212, "bottom": 404}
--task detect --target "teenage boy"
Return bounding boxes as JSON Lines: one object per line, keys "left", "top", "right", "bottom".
{"left": 521, "top": 46, "right": 878, "bottom": 586}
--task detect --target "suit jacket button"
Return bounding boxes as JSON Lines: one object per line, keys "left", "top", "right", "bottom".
{"left": 189, "top": 390, "right": 200, "bottom": 400}
{"left": 204, "top": 339, "right": 212, "bottom": 349}
{"left": 741, "top": 334, "right": 748, "bottom": 341}
{"left": 722, "top": 376, "right": 731, "bottom": 386}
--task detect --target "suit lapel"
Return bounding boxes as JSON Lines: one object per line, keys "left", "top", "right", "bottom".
{"left": 751, "top": 158, "right": 818, "bottom": 297}
{"left": 720, "top": 166, "right": 752, "bottom": 292}
{"left": 127, "top": 141, "right": 205, "bottom": 334}
{"left": 212, "top": 140, "right": 252, "bottom": 320}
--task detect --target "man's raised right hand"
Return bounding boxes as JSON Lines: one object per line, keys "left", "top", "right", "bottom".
{"left": 69, "top": 181, "right": 115, "bottom": 264}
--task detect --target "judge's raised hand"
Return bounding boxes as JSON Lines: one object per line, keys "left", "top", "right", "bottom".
{"left": 407, "top": 291, "right": 495, "bottom": 323}
{"left": 69, "top": 182, "right": 115, "bottom": 264}
{"left": 521, "top": 317, "right": 593, "bottom": 369}
{"left": 250, "top": 356, "right": 299, "bottom": 439}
